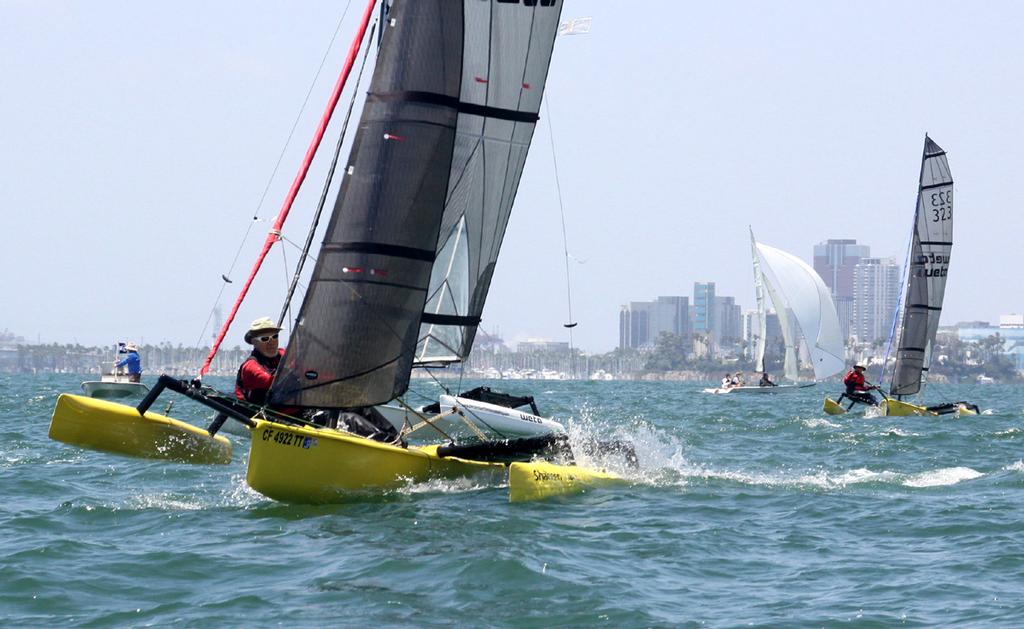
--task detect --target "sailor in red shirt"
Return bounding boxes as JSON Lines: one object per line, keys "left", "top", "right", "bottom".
{"left": 838, "top": 364, "right": 878, "bottom": 409}
{"left": 235, "top": 317, "right": 285, "bottom": 406}
{"left": 231, "top": 316, "right": 404, "bottom": 444}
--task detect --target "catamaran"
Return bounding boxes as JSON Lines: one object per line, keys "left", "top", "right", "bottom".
{"left": 49, "top": 0, "right": 630, "bottom": 501}
{"left": 823, "top": 135, "right": 978, "bottom": 416}
{"left": 706, "top": 230, "right": 844, "bottom": 394}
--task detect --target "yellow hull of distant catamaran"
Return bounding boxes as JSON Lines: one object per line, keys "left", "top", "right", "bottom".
{"left": 823, "top": 396, "right": 978, "bottom": 417}
{"left": 880, "top": 399, "right": 979, "bottom": 416}
{"left": 246, "top": 419, "right": 625, "bottom": 504}
{"left": 822, "top": 397, "right": 848, "bottom": 415}
{"left": 879, "top": 399, "right": 935, "bottom": 416}
{"left": 49, "top": 394, "right": 232, "bottom": 464}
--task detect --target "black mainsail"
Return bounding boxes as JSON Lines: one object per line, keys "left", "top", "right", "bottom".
{"left": 888, "top": 135, "right": 954, "bottom": 397}
{"left": 270, "top": 0, "right": 563, "bottom": 409}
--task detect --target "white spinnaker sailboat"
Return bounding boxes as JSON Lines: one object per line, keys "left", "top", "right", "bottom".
{"left": 709, "top": 231, "right": 844, "bottom": 394}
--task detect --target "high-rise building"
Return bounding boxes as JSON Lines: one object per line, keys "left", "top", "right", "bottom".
{"left": 714, "top": 296, "right": 742, "bottom": 345}
{"left": 814, "top": 239, "right": 870, "bottom": 340}
{"left": 619, "top": 297, "right": 690, "bottom": 349}
{"left": 653, "top": 296, "right": 690, "bottom": 340}
{"left": 693, "top": 282, "right": 716, "bottom": 340}
{"left": 851, "top": 257, "right": 902, "bottom": 343}
{"left": 619, "top": 301, "right": 653, "bottom": 349}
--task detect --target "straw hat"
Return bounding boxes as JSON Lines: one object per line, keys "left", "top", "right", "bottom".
{"left": 125, "top": 342, "right": 138, "bottom": 352}
{"left": 244, "top": 317, "right": 281, "bottom": 343}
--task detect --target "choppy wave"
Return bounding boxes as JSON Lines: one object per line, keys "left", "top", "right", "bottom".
{"left": 5, "top": 375, "right": 1024, "bottom": 626}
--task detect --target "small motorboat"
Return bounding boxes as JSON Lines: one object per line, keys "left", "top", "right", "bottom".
{"left": 81, "top": 373, "right": 150, "bottom": 399}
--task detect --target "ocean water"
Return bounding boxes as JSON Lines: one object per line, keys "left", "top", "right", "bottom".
{"left": 2, "top": 373, "right": 1023, "bottom": 627}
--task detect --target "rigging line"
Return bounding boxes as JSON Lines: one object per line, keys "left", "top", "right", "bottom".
{"left": 419, "top": 365, "right": 454, "bottom": 397}
{"left": 189, "top": 1, "right": 355, "bottom": 359}
{"left": 248, "top": 0, "right": 356, "bottom": 226}
{"left": 455, "top": 400, "right": 508, "bottom": 440}
{"left": 399, "top": 383, "right": 439, "bottom": 406}
{"left": 200, "top": 0, "right": 379, "bottom": 377}
{"left": 277, "top": 18, "right": 377, "bottom": 328}
{"left": 393, "top": 398, "right": 456, "bottom": 441}
{"left": 543, "top": 95, "right": 577, "bottom": 376}
{"left": 880, "top": 140, "right": 931, "bottom": 391}
{"left": 279, "top": 239, "right": 291, "bottom": 298}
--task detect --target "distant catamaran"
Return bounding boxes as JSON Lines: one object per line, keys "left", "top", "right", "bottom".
{"left": 825, "top": 135, "right": 978, "bottom": 416}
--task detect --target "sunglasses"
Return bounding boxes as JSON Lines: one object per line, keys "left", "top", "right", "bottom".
{"left": 256, "top": 333, "right": 279, "bottom": 343}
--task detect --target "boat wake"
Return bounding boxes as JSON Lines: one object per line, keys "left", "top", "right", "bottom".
{"left": 802, "top": 417, "right": 841, "bottom": 429}
{"left": 553, "top": 409, "right": 995, "bottom": 494}
{"left": 1005, "top": 460, "right": 1024, "bottom": 472}
{"left": 394, "top": 475, "right": 504, "bottom": 497}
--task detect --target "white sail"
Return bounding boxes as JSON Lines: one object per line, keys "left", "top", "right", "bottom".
{"left": 749, "top": 229, "right": 768, "bottom": 373}
{"left": 752, "top": 239, "right": 845, "bottom": 381}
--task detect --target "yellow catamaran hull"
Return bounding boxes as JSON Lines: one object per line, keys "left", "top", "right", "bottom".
{"left": 508, "top": 460, "right": 625, "bottom": 502}
{"left": 879, "top": 398, "right": 935, "bottom": 416}
{"left": 822, "top": 397, "right": 848, "bottom": 415}
{"left": 246, "top": 419, "right": 507, "bottom": 503}
{"left": 246, "top": 420, "right": 625, "bottom": 503}
{"left": 880, "top": 399, "right": 978, "bottom": 416}
{"left": 49, "top": 394, "right": 231, "bottom": 464}
{"left": 824, "top": 396, "right": 978, "bottom": 417}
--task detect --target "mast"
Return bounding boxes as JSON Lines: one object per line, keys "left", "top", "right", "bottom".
{"left": 749, "top": 228, "right": 768, "bottom": 373}
{"left": 889, "top": 135, "right": 953, "bottom": 397}
{"left": 199, "top": 0, "right": 378, "bottom": 376}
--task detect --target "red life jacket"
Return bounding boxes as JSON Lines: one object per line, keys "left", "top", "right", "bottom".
{"left": 843, "top": 369, "right": 867, "bottom": 392}
{"left": 235, "top": 348, "right": 284, "bottom": 405}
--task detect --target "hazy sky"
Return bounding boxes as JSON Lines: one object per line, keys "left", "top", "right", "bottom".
{"left": 2, "top": 1, "right": 1021, "bottom": 353}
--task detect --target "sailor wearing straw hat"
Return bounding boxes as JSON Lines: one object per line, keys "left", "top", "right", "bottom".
{"left": 235, "top": 317, "right": 286, "bottom": 405}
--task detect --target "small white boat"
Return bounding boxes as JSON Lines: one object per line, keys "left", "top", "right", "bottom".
{"left": 704, "top": 383, "right": 815, "bottom": 395}
{"left": 81, "top": 374, "right": 150, "bottom": 399}
{"left": 377, "top": 391, "right": 564, "bottom": 441}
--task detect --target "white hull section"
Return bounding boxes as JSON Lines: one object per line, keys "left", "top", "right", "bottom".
{"left": 703, "top": 383, "right": 815, "bottom": 395}
{"left": 81, "top": 380, "right": 150, "bottom": 399}
{"left": 377, "top": 394, "right": 565, "bottom": 441}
